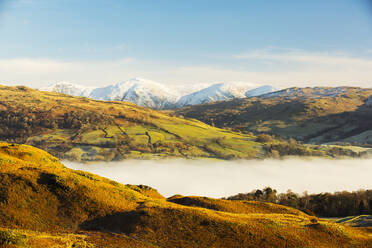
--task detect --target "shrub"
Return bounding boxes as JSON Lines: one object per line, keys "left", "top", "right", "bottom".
{"left": 256, "top": 134, "right": 273, "bottom": 143}
{"left": 0, "top": 230, "right": 27, "bottom": 245}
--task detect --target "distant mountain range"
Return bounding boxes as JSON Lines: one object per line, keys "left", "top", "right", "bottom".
{"left": 40, "top": 78, "right": 276, "bottom": 109}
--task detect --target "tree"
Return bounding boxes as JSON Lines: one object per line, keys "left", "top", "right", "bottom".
{"left": 254, "top": 190, "right": 263, "bottom": 200}
{"left": 256, "top": 134, "right": 273, "bottom": 143}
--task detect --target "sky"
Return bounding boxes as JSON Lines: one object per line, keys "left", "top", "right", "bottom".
{"left": 0, "top": 0, "right": 372, "bottom": 89}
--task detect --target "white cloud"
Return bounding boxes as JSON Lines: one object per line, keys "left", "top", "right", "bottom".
{"left": 1, "top": 48, "right": 372, "bottom": 89}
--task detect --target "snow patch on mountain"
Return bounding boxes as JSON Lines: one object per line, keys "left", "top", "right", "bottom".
{"left": 245, "top": 85, "right": 276, "bottom": 97}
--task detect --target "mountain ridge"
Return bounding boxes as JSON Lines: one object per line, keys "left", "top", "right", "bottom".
{"left": 40, "top": 79, "right": 276, "bottom": 109}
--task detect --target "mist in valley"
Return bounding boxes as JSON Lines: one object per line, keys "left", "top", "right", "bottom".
{"left": 65, "top": 158, "right": 372, "bottom": 198}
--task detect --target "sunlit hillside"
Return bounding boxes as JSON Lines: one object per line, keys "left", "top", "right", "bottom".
{"left": 0, "top": 143, "right": 371, "bottom": 247}
{"left": 0, "top": 85, "right": 362, "bottom": 161}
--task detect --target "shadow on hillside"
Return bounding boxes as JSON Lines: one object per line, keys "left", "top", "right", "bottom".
{"left": 79, "top": 209, "right": 147, "bottom": 234}
{"left": 37, "top": 172, "right": 71, "bottom": 194}
{"left": 303, "top": 102, "right": 372, "bottom": 143}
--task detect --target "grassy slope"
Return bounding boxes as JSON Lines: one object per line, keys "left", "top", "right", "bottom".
{"left": 175, "top": 87, "right": 372, "bottom": 145}
{"left": 0, "top": 143, "right": 371, "bottom": 247}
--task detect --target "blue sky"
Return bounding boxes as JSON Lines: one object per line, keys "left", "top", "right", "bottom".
{"left": 0, "top": 0, "right": 372, "bottom": 88}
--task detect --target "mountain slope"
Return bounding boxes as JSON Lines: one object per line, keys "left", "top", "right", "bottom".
{"left": 176, "top": 83, "right": 249, "bottom": 106}
{"left": 0, "top": 143, "right": 371, "bottom": 247}
{"left": 176, "top": 86, "right": 372, "bottom": 144}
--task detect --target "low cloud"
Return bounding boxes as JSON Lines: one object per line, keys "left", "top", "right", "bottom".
{"left": 65, "top": 158, "right": 372, "bottom": 198}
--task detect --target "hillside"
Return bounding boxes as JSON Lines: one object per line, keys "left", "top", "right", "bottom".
{"left": 176, "top": 86, "right": 372, "bottom": 145}
{"left": 0, "top": 143, "right": 371, "bottom": 247}
{"left": 0, "top": 85, "right": 361, "bottom": 162}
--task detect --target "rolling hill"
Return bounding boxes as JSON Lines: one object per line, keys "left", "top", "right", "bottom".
{"left": 0, "top": 143, "right": 371, "bottom": 247}
{"left": 0, "top": 84, "right": 362, "bottom": 162}
{"left": 176, "top": 86, "right": 372, "bottom": 145}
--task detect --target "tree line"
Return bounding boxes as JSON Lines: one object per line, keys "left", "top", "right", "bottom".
{"left": 0, "top": 108, "right": 113, "bottom": 141}
{"left": 225, "top": 187, "right": 372, "bottom": 217}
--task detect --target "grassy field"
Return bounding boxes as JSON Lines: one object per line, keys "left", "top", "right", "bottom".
{"left": 0, "top": 143, "right": 371, "bottom": 247}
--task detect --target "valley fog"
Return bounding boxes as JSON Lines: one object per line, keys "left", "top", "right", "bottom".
{"left": 65, "top": 158, "right": 372, "bottom": 198}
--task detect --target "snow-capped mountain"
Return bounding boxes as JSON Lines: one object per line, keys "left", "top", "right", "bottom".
{"left": 41, "top": 82, "right": 94, "bottom": 97}
{"left": 41, "top": 79, "right": 276, "bottom": 109}
{"left": 176, "top": 83, "right": 275, "bottom": 107}
{"left": 89, "top": 78, "right": 180, "bottom": 109}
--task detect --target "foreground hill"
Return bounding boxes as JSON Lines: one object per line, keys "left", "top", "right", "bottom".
{"left": 0, "top": 85, "right": 360, "bottom": 162}
{"left": 176, "top": 86, "right": 372, "bottom": 145}
{"left": 0, "top": 143, "right": 371, "bottom": 247}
